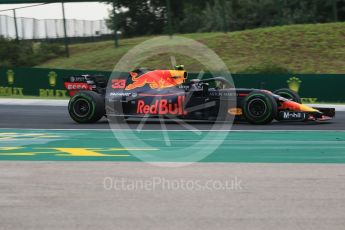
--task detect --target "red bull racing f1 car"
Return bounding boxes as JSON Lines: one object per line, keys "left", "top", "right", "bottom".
{"left": 64, "top": 67, "right": 335, "bottom": 125}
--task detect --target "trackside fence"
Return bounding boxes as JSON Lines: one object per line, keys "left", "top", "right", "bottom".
{"left": 0, "top": 14, "right": 112, "bottom": 40}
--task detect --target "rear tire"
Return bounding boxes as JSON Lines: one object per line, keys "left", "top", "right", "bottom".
{"left": 274, "top": 88, "right": 301, "bottom": 103}
{"left": 243, "top": 91, "right": 277, "bottom": 125}
{"left": 68, "top": 91, "right": 105, "bottom": 123}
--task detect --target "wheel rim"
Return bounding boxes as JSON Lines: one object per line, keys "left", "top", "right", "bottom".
{"left": 73, "top": 98, "right": 91, "bottom": 118}
{"left": 247, "top": 98, "right": 267, "bottom": 117}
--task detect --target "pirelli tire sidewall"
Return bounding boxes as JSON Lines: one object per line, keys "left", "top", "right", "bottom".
{"left": 243, "top": 91, "right": 277, "bottom": 125}
{"left": 273, "top": 88, "right": 302, "bottom": 103}
{"left": 68, "top": 91, "right": 105, "bottom": 123}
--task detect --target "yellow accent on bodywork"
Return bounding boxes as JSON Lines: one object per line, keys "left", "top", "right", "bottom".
{"left": 299, "top": 104, "right": 319, "bottom": 112}
{"left": 169, "top": 70, "right": 187, "bottom": 79}
{"left": 228, "top": 108, "right": 243, "bottom": 115}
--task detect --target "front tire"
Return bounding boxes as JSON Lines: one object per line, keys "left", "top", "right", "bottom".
{"left": 68, "top": 91, "right": 105, "bottom": 123}
{"left": 274, "top": 88, "right": 301, "bottom": 103}
{"left": 243, "top": 91, "right": 277, "bottom": 125}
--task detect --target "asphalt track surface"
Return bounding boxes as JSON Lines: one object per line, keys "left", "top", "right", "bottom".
{"left": 2, "top": 104, "right": 345, "bottom": 230}
{"left": 1, "top": 162, "right": 345, "bottom": 230}
{"left": 1, "top": 104, "right": 344, "bottom": 130}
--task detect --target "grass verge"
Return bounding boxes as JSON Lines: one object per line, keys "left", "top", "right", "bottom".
{"left": 37, "top": 22, "right": 345, "bottom": 74}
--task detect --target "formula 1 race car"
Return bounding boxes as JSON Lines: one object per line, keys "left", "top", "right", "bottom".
{"left": 64, "top": 67, "right": 335, "bottom": 125}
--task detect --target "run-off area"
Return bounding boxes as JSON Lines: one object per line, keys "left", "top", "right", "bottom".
{"left": 1, "top": 129, "right": 345, "bottom": 163}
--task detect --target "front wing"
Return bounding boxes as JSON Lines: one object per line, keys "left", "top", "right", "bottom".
{"left": 277, "top": 107, "right": 335, "bottom": 122}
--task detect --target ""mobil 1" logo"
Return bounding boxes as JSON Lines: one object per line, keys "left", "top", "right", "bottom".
{"left": 279, "top": 111, "right": 307, "bottom": 121}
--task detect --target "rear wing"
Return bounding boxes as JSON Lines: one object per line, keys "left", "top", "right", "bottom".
{"left": 64, "top": 75, "right": 108, "bottom": 97}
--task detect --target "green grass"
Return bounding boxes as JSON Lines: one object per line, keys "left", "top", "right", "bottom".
{"left": 37, "top": 23, "right": 345, "bottom": 73}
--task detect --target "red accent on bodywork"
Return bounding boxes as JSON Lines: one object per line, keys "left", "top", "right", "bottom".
{"left": 279, "top": 100, "right": 319, "bottom": 113}
{"left": 307, "top": 115, "right": 316, "bottom": 121}
{"left": 136, "top": 96, "right": 187, "bottom": 115}
{"left": 319, "top": 115, "right": 332, "bottom": 121}
{"left": 64, "top": 82, "right": 93, "bottom": 97}
{"left": 112, "top": 79, "right": 126, "bottom": 89}
{"left": 307, "top": 114, "right": 332, "bottom": 121}
{"left": 130, "top": 72, "right": 138, "bottom": 78}
{"left": 278, "top": 100, "right": 302, "bottom": 111}
{"left": 125, "top": 70, "right": 184, "bottom": 90}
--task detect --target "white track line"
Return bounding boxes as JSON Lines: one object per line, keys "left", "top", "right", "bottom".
{"left": 0, "top": 99, "right": 68, "bottom": 106}
{"left": 1, "top": 128, "right": 345, "bottom": 132}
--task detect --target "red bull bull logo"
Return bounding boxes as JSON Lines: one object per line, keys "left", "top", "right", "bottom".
{"left": 136, "top": 96, "right": 187, "bottom": 115}
{"left": 125, "top": 70, "right": 186, "bottom": 90}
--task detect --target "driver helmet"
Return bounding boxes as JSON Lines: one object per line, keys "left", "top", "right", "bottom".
{"left": 175, "top": 65, "right": 185, "bottom": 71}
